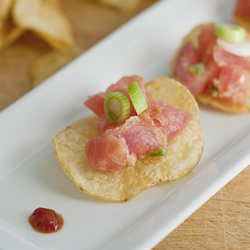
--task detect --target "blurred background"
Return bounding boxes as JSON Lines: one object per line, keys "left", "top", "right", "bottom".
{"left": 0, "top": 0, "right": 157, "bottom": 111}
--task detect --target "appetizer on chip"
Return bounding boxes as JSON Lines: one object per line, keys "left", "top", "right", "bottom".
{"left": 53, "top": 76, "right": 203, "bottom": 202}
{"left": 172, "top": 23, "right": 250, "bottom": 112}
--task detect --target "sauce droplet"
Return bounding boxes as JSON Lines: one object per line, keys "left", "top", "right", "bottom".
{"left": 29, "top": 207, "right": 63, "bottom": 233}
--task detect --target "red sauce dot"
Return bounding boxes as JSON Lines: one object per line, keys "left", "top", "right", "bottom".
{"left": 29, "top": 207, "right": 63, "bottom": 233}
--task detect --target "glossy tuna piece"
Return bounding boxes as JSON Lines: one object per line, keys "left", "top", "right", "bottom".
{"left": 84, "top": 92, "right": 106, "bottom": 118}
{"left": 198, "top": 23, "right": 217, "bottom": 56}
{"left": 85, "top": 116, "right": 167, "bottom": 172}
{"left": 216, "top": 65, "right": 249, "bottom": 105}
{"left": 173, "top": 42, "right": 210, "bottom": 95}
{"left": 213, "top": 44, "right": 250, "bottom": 69}
{"left": 140, "top": 100, "right": 193, "bottom": 142}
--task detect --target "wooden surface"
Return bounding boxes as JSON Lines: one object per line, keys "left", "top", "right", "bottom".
{"left": 1, "top": 0, "right": 250, "bottom": 249}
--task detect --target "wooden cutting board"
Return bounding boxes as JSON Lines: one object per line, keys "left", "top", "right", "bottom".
{"left": 0, "top": 0, "right": 249, "bottom": 249}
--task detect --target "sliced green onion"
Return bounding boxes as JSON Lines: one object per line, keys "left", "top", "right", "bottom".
{"left": 208, "top": 86, "right": 219, "bottom": 98}
{"left": 127, "top": 81, "right": 148, "bottom": 115}
{"left": 149, "top": 148, "right": 167, "bottom": 157}
{"left": 215, "top": 23, "right": 245, "bottom": 43}
{"left": 104, "top": 92, "right": 130, "bottom": 124}
{"left": 208, "top": 86, "right": 219, "bottom": 93}
{"left": 188, "top": 61, "right": 205, "bottom": 75}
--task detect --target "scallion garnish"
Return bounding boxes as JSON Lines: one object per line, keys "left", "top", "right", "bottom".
{"left": 215, "top": 23, "right": 245, "bottom": 43}
{"left": 149, "top": 148, "right": 167, "bottom": 157}
{"left": 127, "top": 81, "right": 148, "bottom": 115}
{"left": 208, "top": 86, "right": 219, "bottom": 98}
{"left": 104, "top": 92, "right": 130, "bottom": 124}
{"left": 188, "top": 61, "right": 205, "bottom": 75}
{"left": 208, "top": 86, "right": 219, "bottom": 93}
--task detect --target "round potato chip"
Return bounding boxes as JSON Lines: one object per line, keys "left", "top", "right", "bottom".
{"left": 172, "top": 23, "right": 250, "bottom": 113}
{"left": 0, "top": 0, "right": 13, "bottom": 20}
{"left": 53, "top": 77, "right": 204, "bottom": 202}
{"left": 234, "top": 14, "right": 250, "bottom": 35}
{"left": 12, "top": 0, "right": 74, "bottom": 51}
{"left": 98, "top": 0, "right": 140, "bottom": 12}
{"left": 0, "top": 19, "right": 24, "bottom": 49}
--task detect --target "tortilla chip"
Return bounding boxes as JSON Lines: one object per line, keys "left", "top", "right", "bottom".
{"left": 53, "top": 77, "right": 204, "bottom": 202}
{"left": 98, "top": 0, "right": 140, "bottom": 12}
{"left": 30, "top": 47, "right": 83, "bottom": 87}
{"left": 172, "top": 23, "right": 250, "bottom": 113}
{"left": 12, "top": 0, "right": 74, "bottom": 50}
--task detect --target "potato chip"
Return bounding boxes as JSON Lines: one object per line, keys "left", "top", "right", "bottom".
{"left": 172, "top": 23, "right": 250, "bottom": 113}
{"left": 53, "top": 77, "right": 204, "bottom": 202}
{"left": 195, "top": 87, "right": 250, "bottom": 113}
{"left": 98, "top": 0, "right": 141, "bottom": 12}
{"left": 0, "top": 0, "right": 24, "bottom": 49}
{"left": 0, "top": 18, "right": 23, "bottom": 48}
{"left": 234, "top": 15, "right": 250, "bottom": 36}
{"left": 30, "top": 46, "right": 83, "bottom": 87}
{"left": 0, "top": 0, "right": 13, "bottom": 20}
{"left": 12, "top": 0, "right": 74, "bottom": 50}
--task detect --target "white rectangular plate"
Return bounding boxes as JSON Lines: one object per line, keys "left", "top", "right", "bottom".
{"left": 1, "top": 0, "right": 250, "bottom": 249}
